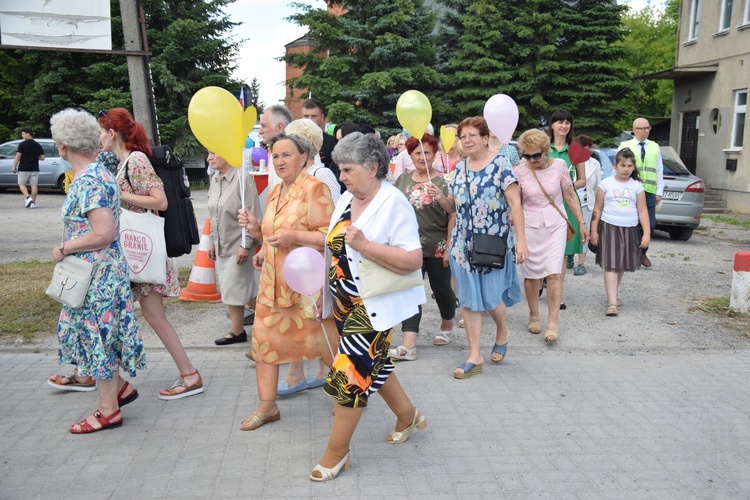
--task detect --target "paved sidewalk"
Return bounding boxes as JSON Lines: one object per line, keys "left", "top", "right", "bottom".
{"left": 2, "top": 345, "right": 750, "bottom": 499}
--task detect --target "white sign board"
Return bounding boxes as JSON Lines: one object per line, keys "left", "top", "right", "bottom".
{"left": 0, "top": 0, "right": 111, "bottom": 50}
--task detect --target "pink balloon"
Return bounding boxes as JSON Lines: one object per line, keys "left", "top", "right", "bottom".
{"left": 483, "top": 94, "right": 519, "bottom": 145}
{"left": 283, "top": 247, "right": 326, "bottom": 295}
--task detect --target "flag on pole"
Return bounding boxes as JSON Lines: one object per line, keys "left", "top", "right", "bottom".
{"left": 239, "top": 87, "right": 246, "bottom": 108}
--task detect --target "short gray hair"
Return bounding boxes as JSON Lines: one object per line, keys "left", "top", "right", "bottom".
{"left": 332, "top": 132, "right": 389, "bottom": 179}
{"left": 285, "top": 119, "right": 323, "bottom": 157}
{"left": 50, "top": 108, "right": 100, "bottom": 155}
{"left": 267, "top": 132, "right": 312, "bottom": 159}
{"left": 266, "top": 104, "right": 293, "bottom": 128}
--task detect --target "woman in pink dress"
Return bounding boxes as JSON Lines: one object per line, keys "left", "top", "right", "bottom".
{"left": 514, "top": 129, "right": 589, "bottom": 343}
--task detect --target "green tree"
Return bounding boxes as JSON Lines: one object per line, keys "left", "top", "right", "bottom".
{"left": 616, "top": 0, "right": 679, "bottom": 131}
{"left": 284, "top": 0, "right": 444, "bottom": 136}
{"left": 249, "top": 77, "right": 265, "bottom": 114}
{"left": 438, "top": 0, "right": 629, "bottom": 141}
{"left": 0, "top": 0, "right": 240, "bottom": 156}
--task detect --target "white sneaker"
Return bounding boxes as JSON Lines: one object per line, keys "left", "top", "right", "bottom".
{"left": 25, "top": 196, "right": 32, "bottom": 208}
{"left": 29, "top": 202, "right": 36, "bottom": 209}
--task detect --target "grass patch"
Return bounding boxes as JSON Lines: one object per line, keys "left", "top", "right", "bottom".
{"left": 0, "top": 261, "right": 61, "bottom": 341}
{"left": 704, "top": 215, "right": 750, "bottom": 230}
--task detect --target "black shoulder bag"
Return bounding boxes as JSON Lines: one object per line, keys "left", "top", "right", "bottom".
{"left": 463, "top": 163, "right": 507, "bottom": 269}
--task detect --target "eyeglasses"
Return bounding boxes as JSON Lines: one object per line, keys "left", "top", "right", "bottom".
{"left": 459, "top": 133, "right": 480, "bottom": 141}
{"left": 634, "top": 126, "right": 651, "bottom": 131}
{"left": 522, "top": 152, "right": 543, "bottom": 161}
{"left": 99, "top": 110, "right": 115, "bottom": 130}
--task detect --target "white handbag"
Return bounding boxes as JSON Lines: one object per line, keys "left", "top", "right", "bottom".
{"left": 46, "top": 229, "right": 106, "bottom": 309}
{"left": 119, "top": 208, "right": 168, "bottom": 284}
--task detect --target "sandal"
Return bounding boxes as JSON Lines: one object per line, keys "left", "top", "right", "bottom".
{"left": 388, "top": 345, "right": 417, "bottom": 361}
{"left": 606, "top": 304, "right": 618, "bottom": 317}
{"left": 158, "top": 370, "right": 204, "bottom": 401}
{"left": 458, "top": 319, "right": 465, "bottom": 328}
{"left": 527, "top": 320, "right": 541, "bottom": 334}
{"left": 241, "top": 406, "right": 280, "bottom": 431}
{"left": 386, "top": 408, "right": 427, "bottom": 444}
{"left": 69, "top": 409, "right": 122, "bottom": 434}
{"left": 453, "top": 362, "right": 482, "bottom": 379}
{"left": 118, "top": 381, "right": 139, "bottom": 407}
{"left": 433, "top": 331, "right": 453, "bottom": 346}
{"left": 544, "top": 329, "right": 558, "bottom": 342}
{"left": 491, "top": 342, "right": 508, "bottom": 363}
{"left": 47, "top": 369, "right": 96, "bottom": 392}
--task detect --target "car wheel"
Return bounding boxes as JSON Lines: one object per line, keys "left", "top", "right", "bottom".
{"left": 668, "top": 228, "right": 693, "bottom": 241}
{"left": 57, "top": 175, "right": 66, "bottom": 192}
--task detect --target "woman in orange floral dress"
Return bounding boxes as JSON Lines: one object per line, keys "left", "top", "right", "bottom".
{"left": 238, "top": 132, "right": 337, "bottom": 431}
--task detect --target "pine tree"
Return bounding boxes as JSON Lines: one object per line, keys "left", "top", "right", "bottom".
{"left": 285, "top": 0, "right": 444, "bottom": 135}
{"left": 249, "top": 77, "right": 265, "bottom": 114}
{"left": 437, "top": 0, "right": 629, "bottom": 140}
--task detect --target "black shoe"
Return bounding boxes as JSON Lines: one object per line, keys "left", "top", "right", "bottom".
{"left": 215, "top": 331, "right": 248, "bottom": 345}
{"left": 565, "top": 255, "right": 574, "bottom": 269}
{"left": 559, "top": 303, "right": 567, "bottom": 310}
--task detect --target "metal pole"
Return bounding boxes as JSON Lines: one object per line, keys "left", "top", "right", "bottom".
{"left": 119, "top": 0, "right": 159, "bottom": 145}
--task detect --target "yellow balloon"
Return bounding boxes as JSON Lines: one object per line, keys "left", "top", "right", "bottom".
{"left": 440, "top": 125, "right": 456, "bottom": 154}
{"left": 396, "top": 90, "right": 432, "bottom": 140}
{"left": 242, "top": 106, "right": 257, "bottom": 138}
{"left": 188, "top": 86, "right": 244, "bottom": 167}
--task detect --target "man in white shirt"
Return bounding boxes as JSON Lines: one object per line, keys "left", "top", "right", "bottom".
{"left": 259, "top": 104, "right": 293, "bottom": 190}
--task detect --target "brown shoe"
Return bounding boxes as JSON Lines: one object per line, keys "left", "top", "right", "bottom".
{"left": 641, "top": 254, "right": 652, "bottom": 268}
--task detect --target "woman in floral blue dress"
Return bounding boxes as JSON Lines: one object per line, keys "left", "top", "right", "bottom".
{"left": 448, "top": 117, "right": 527, "bottom": 378}
{"left": 50, "top": 108, "right": 144, "bottom": 433}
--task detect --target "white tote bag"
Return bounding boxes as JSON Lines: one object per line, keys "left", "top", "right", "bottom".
{"left": 119, "top": 208, "right": 168, "bottom": 284}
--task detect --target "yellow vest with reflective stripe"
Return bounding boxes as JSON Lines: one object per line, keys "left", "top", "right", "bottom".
{"left": 620, "top": 138, "right": 659, "bottom": 194}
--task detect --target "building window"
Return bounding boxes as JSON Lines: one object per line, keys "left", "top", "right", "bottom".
{"left": 732, "top": 90, "right": 746, "bottom": 149}
{"left": 689, "top": 0, "right": 701, "bottom": 39}
{"left": 745, "top": 0, "right": 750, "bottom": 24}
{"left": 720, "top": 0, "right": 733, "bottom": 30}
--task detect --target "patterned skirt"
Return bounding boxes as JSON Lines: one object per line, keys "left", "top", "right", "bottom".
{"left": 323, "top": 301, "right": 395, "bottom": 408}
{"left": 595, "top": 220, "right": 643, "bottom": 273}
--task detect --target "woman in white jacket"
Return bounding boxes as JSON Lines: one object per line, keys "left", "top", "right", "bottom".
{"left": 573, "top": 135, "right": 602, "bottom": 276}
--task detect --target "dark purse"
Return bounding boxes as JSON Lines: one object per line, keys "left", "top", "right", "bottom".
{"left": 464, "top": 165, "right": 507, "bottom": 270}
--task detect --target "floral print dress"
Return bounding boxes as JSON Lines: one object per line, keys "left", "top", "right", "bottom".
{"left": 448, "top": 152, "right": 522, "bottom": 312}
{"left": 56, "top": 163, "right": 144, "bottom": 379}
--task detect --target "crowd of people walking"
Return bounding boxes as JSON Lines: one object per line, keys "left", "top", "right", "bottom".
{"left": 41, "top": 100, "right": 657, "bottom": 480}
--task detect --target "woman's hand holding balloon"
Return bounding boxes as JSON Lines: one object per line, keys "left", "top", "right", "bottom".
{"left": 238, "top": 206, "right": 261, "bottom": 238}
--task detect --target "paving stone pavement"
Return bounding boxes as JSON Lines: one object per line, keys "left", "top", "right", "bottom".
{"left": 2, "top": 344, "right": 750, "bottom": 499}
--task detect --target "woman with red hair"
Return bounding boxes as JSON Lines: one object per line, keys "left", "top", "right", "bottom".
{"left": 389, "top": 133, "right": 456, "bottom": 360}
{"left": 98, "top": 108, "right": 203, "bottom": 401}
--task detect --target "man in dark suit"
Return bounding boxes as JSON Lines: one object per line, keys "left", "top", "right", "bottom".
{"left": 301, "top": 98, "right": 344, "bottom": 193}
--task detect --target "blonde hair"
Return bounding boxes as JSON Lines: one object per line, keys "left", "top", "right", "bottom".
{"left": 285, "top": 118, "right": 323, "bottom": 157}
{"left": 517, "top": 129, "right": 551, "bottom": 155}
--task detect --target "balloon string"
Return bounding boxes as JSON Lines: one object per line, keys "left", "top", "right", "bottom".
{"left": 313, "top": 301, "right": 336, "bottom": 362}
{"left": 418, "top": 141, "right": 431, "bottom": 185}
{"left": 240, "top": 164, "right": 246, "bottom": 244}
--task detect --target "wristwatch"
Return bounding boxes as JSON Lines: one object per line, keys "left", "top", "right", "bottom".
{"left": 60, "top": 242, "right": 67, "bottom": 255}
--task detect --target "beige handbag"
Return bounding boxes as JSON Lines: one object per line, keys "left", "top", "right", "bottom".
{"left": 352, "top": 191, "right": 423, "bottom": 300}
{"left": 46, "top": 229, "right": 106, "bottom": 309}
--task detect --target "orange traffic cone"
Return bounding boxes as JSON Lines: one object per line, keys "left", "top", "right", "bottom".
{"left": 180, "top": 219, "right": 222, "bottom": 302}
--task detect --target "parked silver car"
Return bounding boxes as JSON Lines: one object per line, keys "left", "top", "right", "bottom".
{"left": 596, "top": 147, "right": 704, "bottom": 241}
{"left": 0, "top": 138, "right": 65, "bottom": 191}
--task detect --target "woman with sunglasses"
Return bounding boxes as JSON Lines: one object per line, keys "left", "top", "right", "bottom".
{"left": 98, "top": 108, "right": 203, "bottom": 401}
{"left": 514, "top": 129, "right": 589, "bottom": 343}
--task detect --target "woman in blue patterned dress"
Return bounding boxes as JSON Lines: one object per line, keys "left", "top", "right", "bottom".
{"left": 449, "top": 116, "right": 527, "bottom": 378}
{"left": 50, "top": 108, "right": 144, "bottom": 433}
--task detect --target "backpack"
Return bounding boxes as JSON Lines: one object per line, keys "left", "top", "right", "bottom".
{"left": 124, "top": 145, "right": 200, "bottom": 257}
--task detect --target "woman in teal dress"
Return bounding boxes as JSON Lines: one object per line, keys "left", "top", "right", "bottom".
{"left": 50, "top": 108, "right": 144, "bottom": 433}
{"left": 546, "top": 110, "right": 586, "bottom": 307}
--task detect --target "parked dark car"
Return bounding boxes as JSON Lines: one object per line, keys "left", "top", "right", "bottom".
{"left": 596, "top": 147, "right": 704, "bottom": 241}
{"left": 0, "top": 139, "right": 65, "bottom": 191}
